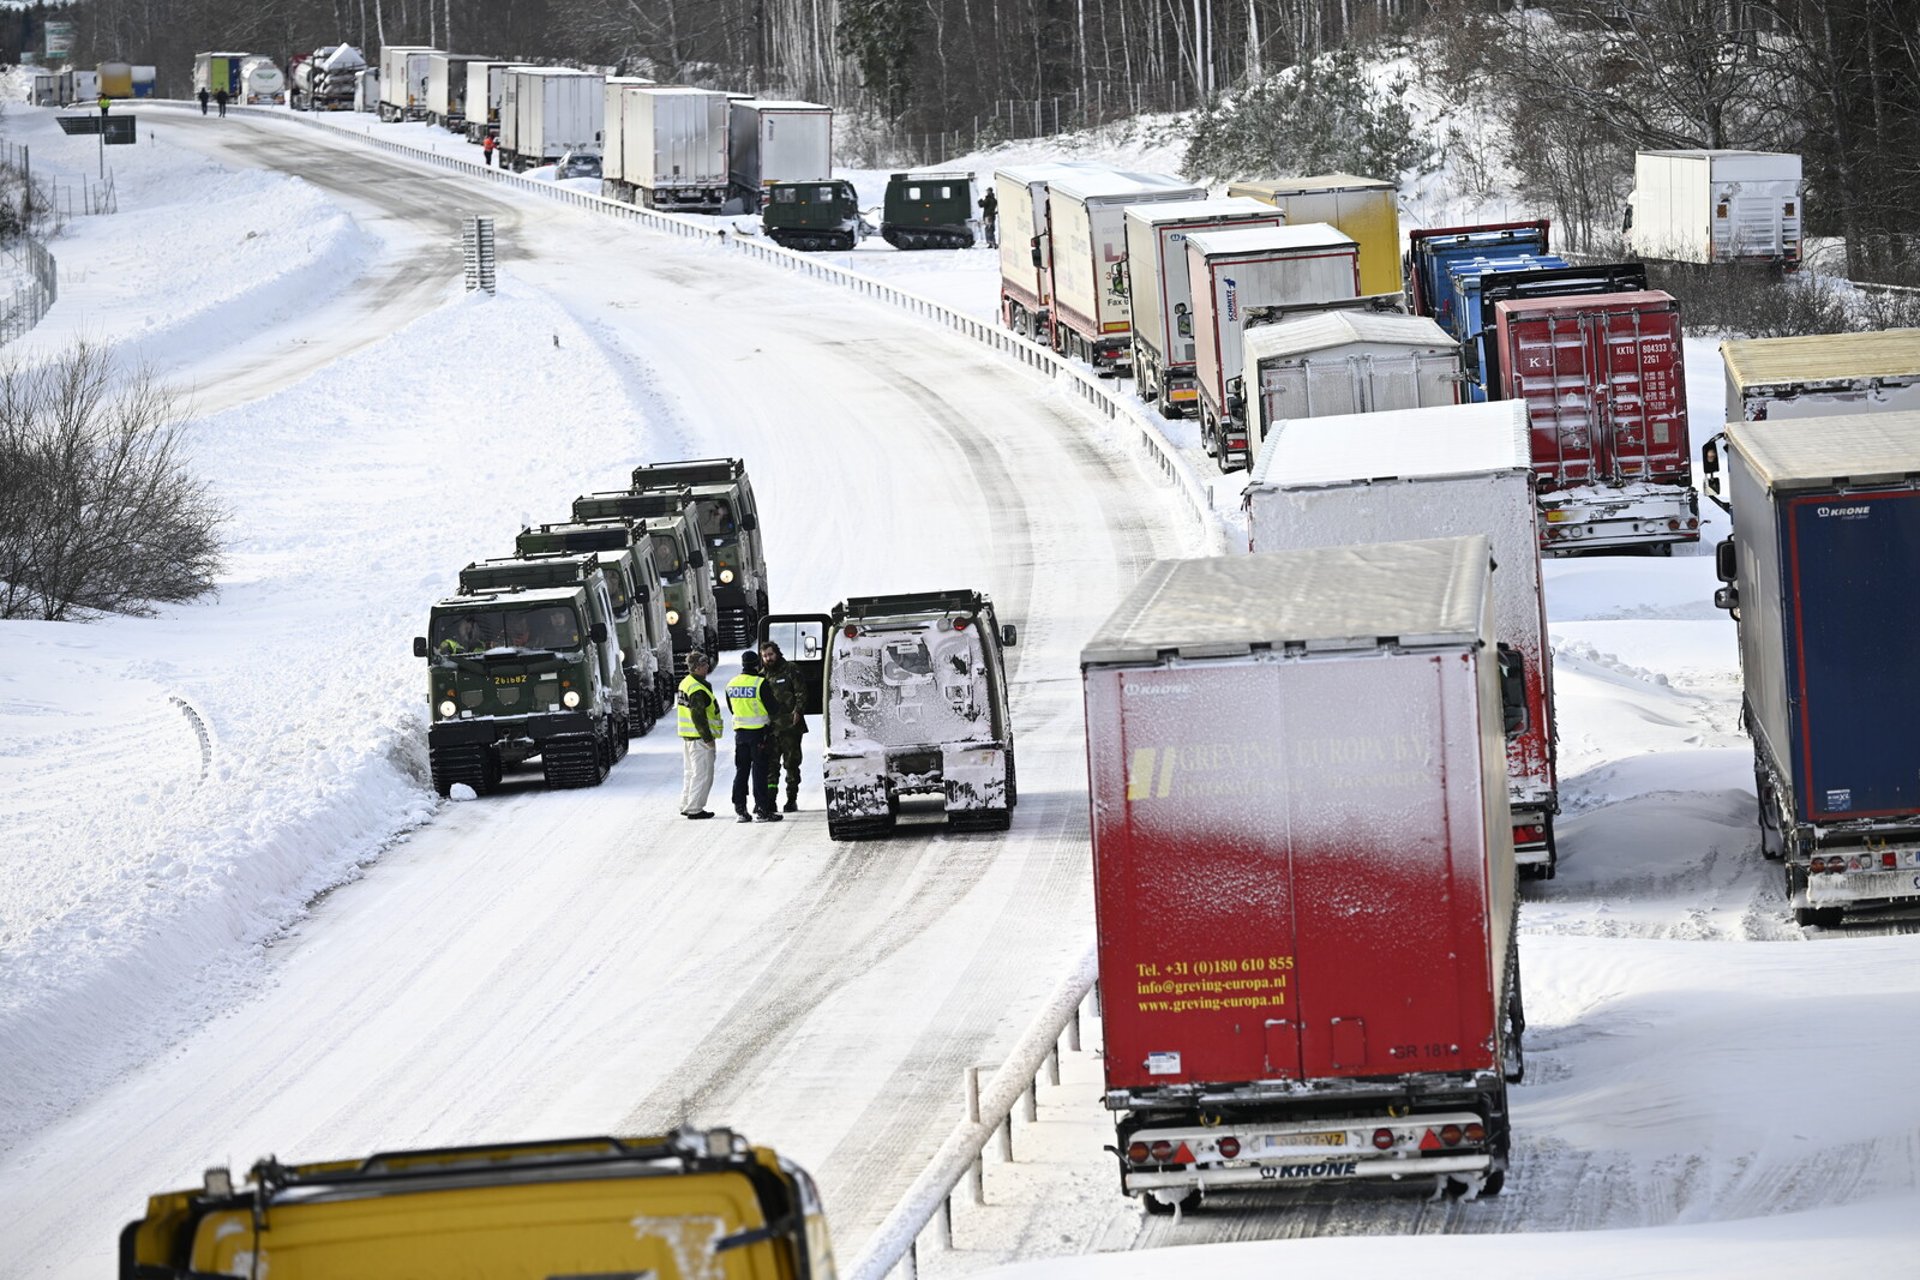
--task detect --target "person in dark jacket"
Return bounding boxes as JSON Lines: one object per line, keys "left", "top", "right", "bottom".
{"left": 979, "top": 187, "right": 998, "bottom": 248}
{"left": 760, "top": 640, "right": 808, "bottom": 812}
{"left": 214, "top": 87, "right": 229, "bottom": 117}
{"left": 197, "top": 87, "right": 210, "bottom": 115}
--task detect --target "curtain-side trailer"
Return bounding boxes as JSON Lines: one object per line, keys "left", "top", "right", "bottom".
{"left": 1043, "top": 171, "right": 1207, "bottom": 371}
{"left": 1244, "top": 310, "right": 1460, "bottom": 457}
{"left": 1083, "top": 538, "right": 1522, "bottom": 1212}
{"left": 1185, "top": 223, "right": 1362, "bottom": 470}
{"left": 1704, "top": 411, "right": 1920, "bottom": 927}
{"left": 1123, "top": 197, "right": 1285, "bottom": 417}
{"left": 1245, "top": 400, "right": 1559, "bottom": 874}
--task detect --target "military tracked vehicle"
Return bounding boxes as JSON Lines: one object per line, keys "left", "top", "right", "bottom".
{"left": 881, "top": 171, "right": 977, "bottom": 249}
{"left": 761, "top": 588, "right": 1018, "bottom": 839}
{"left": 120, "top": 1127, "right": 837, "bottom": 1280}
{"left": 570, "top": 488, "right": 721, "bottom": 671}
{"left": 414, "top": 581, "right": 628, "bottom": 795}
{"left": 763, "top": 178, "right": 862, "bottom": 251}
{"left": 514, "top": 521, "right": 676, "bottom": 719}
{"left": 630, "top": 457, "right": 769, "bottom": 650}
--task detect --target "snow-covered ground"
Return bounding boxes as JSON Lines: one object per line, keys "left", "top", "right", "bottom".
{"left": 3, "top": 81, "right": 1918, "bottom": 1280}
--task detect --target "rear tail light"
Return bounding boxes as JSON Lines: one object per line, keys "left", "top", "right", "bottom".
{"left": 843, "top": 625, "right": 859, "bottom": 639}
{"left": 1440, "top": 1124, "right": 1463, "bottom": 1147}
{"left": 953, "top": 616, "right": 970, "bottom": 630}
{"left": 1514, "top": 824, "right": 1544, "bottom": 844}
{"left": 1884, "top": 852, "right": 1898, "bottom": 869}
{"left": 1149, "top": 1140, "right": 1173, "bottom": 1162}
{"left": 1810, "top": 856, "right": 1827, "bottom": 874}
{"left": 1217, "top": 1136, "right": 1241, "bottom": 1159}
{"left": 1668, "top": 519, "right": 1681, "bottom": 531}
{"left": 1688, "top": 517, "right": 1699, "bottom": 528}
{"left": 1372, "top": 1128, "right": 1394, "bottom": 1151}
{"left": 1463, "top": 1122, "right": 1486, "bottom": 1144}
{"left": 1127, "top": 1141, "right": 1150, "bottom": 1164}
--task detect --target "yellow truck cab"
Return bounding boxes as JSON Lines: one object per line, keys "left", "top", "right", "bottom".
{"left": 121, "top": 1127, "right": 835, "bottom": 1280}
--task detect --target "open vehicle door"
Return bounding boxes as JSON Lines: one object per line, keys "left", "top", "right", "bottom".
{"left": 757, "top": 613, "right": 831, "bottom": 715}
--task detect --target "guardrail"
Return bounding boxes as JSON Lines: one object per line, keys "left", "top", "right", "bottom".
{"left": 0, "top": 233, "right": 58, "bottom": 344}
{"left": 847, "top": 948, "right": 1098, "bottom": 1280}
{"left": 141, "top": 100, "right": 1229, "bottom": 554}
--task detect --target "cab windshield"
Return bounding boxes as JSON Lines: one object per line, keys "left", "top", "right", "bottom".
{"left": 602, "top": 569, "right": 631, "bottom": 615}
{"left": 649, "top": 532, "right": 686, "bottom": 582}
{"left": 432, "top": 605, "right": 584, "bottom": 655}
{"left": 697, "top": 499, "right": 736, "bottom": 545}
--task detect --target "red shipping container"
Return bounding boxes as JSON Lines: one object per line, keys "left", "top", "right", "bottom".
{"left": 1494, "top": 289, "right": 1700, "bottom": 552}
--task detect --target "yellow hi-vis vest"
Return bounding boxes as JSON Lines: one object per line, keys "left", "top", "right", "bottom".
{"left": 676, "top": 674, "right": 723, "bottom": 739}
{"left": 725, "top": 673, "right": 770, "bottom": 729}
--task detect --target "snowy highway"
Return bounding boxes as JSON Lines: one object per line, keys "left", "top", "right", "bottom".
{"left": 0, "top": 109, "right": 1194, "bottom": 1274}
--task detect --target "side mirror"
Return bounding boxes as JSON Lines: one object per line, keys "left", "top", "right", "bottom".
{"left": 1497, "top": 643, "right": 1528, "bottom": 738}
{"left": 1714, "top": 536, "right": 1737, "bottom": 585}
{"left": 740, "top": 513, "right": 757, "bottom": 532}
{"left": 413, "top": 636, "right": 429, "bottom": 658}
{"left": 1108, "top": 262, "right": 1128, "bottom": 297}
{"left": 689, "top": 549, "right": 705, "bottom": 568}
{"left": 1000, "top": 623, "right": 1017, "bottom": 648}
{"left": 590, "top": 621, "right": 609, "bottom": 644}
{"left": 1029, "top": 237, "right": 1043, "bottom": 268}
{"left": 1701, "top": 432, "right": 1730, "bottom": 511}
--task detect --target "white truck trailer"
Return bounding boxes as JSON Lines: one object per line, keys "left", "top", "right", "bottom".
{"left": 1123, "top": 197, "right": 1285, "bottom": 417}
{"left": 424, "top": 53, "right": 493, "bottom": 129}
{"left": 1245, "top": 310, "right": 1460, "bottom": 457}
{"left": 601, "top": 85, "right": 728, "bottom": 210}
{"left": 1722, "top": 329, "right": 1920, "bottom": 423}
{"left": 1043, "top": 171, "right": 1207, "bottom": 372}
{"left": 500, "top": 68, "right": 605, "bottom": 173}
{"left": 994, "top": 163, "right": 1108, "bottom": 344}
{"left": 728, "top": 99, "right": 833, "bottom": 210}
{"left": 1246, "top": 399, "right": 1560, "bottom": 875}
{"left": 460, "top": 61, "right": 527, "bottom": 141}
{"left": 376, "top": 45, "right": 437, "bottom": 122}
{"left": 1185, "top": 223, "right": 1363, "bottom": 470}
{"left": 1628, "top": 150, "right": 1803, "bottom": 267}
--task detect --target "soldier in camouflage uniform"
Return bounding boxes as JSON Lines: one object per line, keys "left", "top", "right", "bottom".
{"left": 759, "top": 639, "right": 807, "bottom": 813}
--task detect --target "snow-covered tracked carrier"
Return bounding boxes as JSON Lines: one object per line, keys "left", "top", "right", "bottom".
{"left": 1704, "top": 411, "right": 1920, "bottom": 927}
{"left": 1081, "top": 539, "right": 1523, "bottom": 1211}
{"left": 120, "top": 1127, "right": 836, "bottom": 1280}
{"left": 629, "top": 457, "right": 769, "bottom": 650}
{"left": 514, "top": 520, "right": 676, "bottom": 720}
{"left": 566, "top": 489, "right": 722, "bottom": 670}
{"left": 762, "top": 589, "right": 1019, "bottom": 839}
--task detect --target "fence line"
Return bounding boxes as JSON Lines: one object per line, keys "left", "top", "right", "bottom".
{"left": 0, "top": 233, "right": 58, "bottom": 344}
{"left": 143, "top": 100, "right": 1228, "bottom": 553}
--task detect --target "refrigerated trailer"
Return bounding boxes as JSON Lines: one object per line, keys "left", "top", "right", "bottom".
{"left": 729, "top": 99, "right": 833, "bottom": 210}
{"left": 1184, "top": 223, "right": 1363, "bottom": 470}
{"left": 1082, "top": 538, "right": 1523, "bottom": 1211}
{"left": 1123, "top": 198, "right": 1285, "bottom": 417}
{"left": 425, "top": 53, "right": 493, "bottom": 128}
{"left": 1042, "top": 171, "right": 1207, "bottom": 371}
{"left": 1245, "top": 400, "right": 1559, "bottom": 874}
{"left": 1494, "top": 289, "right": 1699, "bottom": 553}
{"left": 1227, "top": 174, "right": 1402, "bottom": 297}
{"left": 1629, "top": 150, "right": 1803, "bottom": 267}
{"left": 376, "top": 45, "right": 437, "bottom": 122}
{"left": 1703, "top": 411, "right": 1920, "bottom": 927}
{"left": 500, "top": 68, "right": 604, "bottom": 173}
{"left": 995, "top": 163, "right": 1107, "bottom": 343}
{"left": 603, "top": 85, "right": 729, "bottom": 210}
{"left": 1244, "top": 310, "right": 1459, "bottom": 456}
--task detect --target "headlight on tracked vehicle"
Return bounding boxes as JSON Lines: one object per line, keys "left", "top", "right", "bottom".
{"left": 563, "top": 690, "right": 581, "bottom": 708}
{"left": 666, "top": 609, "right": 681, "bottom": 625}
{"left": 438, "top": 700, "right": 457, "bottom": 717}
{"left": 719, "top": 568, "right": 735, "bottom": 584}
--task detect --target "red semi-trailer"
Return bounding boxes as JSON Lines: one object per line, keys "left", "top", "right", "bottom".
{"left": 1493, "top": 289, "right": 1700, "bottom": 553}
{"left": 1081, "top": 539, "right": 1523, "bottom": 1212}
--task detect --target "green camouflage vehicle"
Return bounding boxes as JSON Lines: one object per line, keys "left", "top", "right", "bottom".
{"left": 414, "top": 582, "right": 630, "bottom": 796}
{"left": 630, "top": 458, "right": 769, "bottom": 650}
{"left": 459, "top": 553, "right": 662, "bottom": 737}
{"left": 515, "top": 523, "right": 677, "bottom": 721}
{"left": 568, "top": 490, "right": 721, "bottom": 673}
{"left": 881, "top": 172, "right": 976, "bottom": 250}
{"left": 762, "top": 178, "right": 862, "bottom": 251}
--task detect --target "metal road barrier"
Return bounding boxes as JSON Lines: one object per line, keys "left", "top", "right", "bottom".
{"left": 140, "top": 100, "right": 1230, "bottom": 554}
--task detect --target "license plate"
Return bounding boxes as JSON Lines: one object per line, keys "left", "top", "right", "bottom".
{"left": 1294, "top": 1131, "right": 1346, "bottom": 1147}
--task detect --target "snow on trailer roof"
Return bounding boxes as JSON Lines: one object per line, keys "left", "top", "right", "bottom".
{"left": 738, "top": 99, "right": 830, "bottom": 111}
{"left": 1728, "top": 410, "right": 1920, "bottom": 490}
{"left": 1122, "top": 197, "right": 1278, "bottom": 227}
{"left": 1249, "top": 401, "right": 1532, "bottom": 489}
{"left": 1243, "top": 310, "right": 1453, "bottom": 365}
{"left": 1231, "top": 172, "right": 1396, "bottom": 194}
{"left": 1080, "top": 537, "right": 1491, "bottom": 664}
{"left": 992, "top": 161, "right": 1110, "bottom": 186}
{"left": 1183, "top": 223, "right": 1356, "bottom": 257}
{"left": 1044, "top": 170, "right": 1204, "bottom": 201}
{"left": 1722, "top": 329, "right": 1920, "bottom": 388}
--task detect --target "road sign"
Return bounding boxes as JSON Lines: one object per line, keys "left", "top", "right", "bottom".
{"left": 104, "top": 117, "right": 136, "bottom": 145}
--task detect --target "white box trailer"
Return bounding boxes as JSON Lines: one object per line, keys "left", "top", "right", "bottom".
{"left": 377, "top": 45, "right": 437, "bottom": 121}
{"left": 1245, "top": 399, "right": 1560, "bottom": 873}
{"left": 461, "top": 61, "right": 533, "bottom": 141}
{"left": 1185, "top": 223, "right": 1362, "bottom": 470}
{"left": 1629, "top": 150, "right": 1803, "bottom": 266}
{"left": 1044, "top": 171, "right": 1207, "bottom": 372}
{"left": 994, "top": 163, "right": 1108, "bottom": 342}
{"left": 603, "top": 86, "right": 728, "bottom": 210}
{"left": 1124, "top": 197, "right": 1285, "bottom": 417}
{"left": 728, "top": 99, "right": 833, "bottom": 210}
{"left": 501, "top": 68, "right": 604, "bottom": 172}
{"left": 71, "top": 69, "right": 99, "bottom": 102}
{"left": 355, "top": 68, "right": 379, "bottom": 113}
{"left": 1246, "top": 310, "right": 1460, "bottom": 457}
{"left": 425, "top": 53, "right": 493, "bottom": 128}
{"left": 1722, "top": 329, "right": 1920, "bottom": 423}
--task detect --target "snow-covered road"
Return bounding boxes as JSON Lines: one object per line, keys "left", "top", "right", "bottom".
{"left": 0, "top": 111, "right": 1196, "bottom": 1274}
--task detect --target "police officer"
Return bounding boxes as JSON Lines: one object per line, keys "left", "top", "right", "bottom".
{"left": 676, "top": 652, "right": 722, "bottom": 819}
{"left": 726, "top": 650, "right": 782, "bottom": 823}
{"left": 759, "top": 639, "right": 807, "bottom": 813}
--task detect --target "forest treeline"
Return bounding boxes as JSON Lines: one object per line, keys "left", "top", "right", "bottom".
{"left": 33, "top": 0, "right": 1920, "bottom": 278}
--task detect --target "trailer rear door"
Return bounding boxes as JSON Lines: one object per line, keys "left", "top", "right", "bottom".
{"left": 1497, "top": 290, "right": 1690, "bottom": 490}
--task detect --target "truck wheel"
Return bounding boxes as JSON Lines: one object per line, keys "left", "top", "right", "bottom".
{"left": 1140, "top": 1189, "right": 1200, "bottom": 1216}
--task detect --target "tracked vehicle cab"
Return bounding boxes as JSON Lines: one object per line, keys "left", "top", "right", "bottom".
{"left": 882, "top": 171, "right": 977, "bottom": 249}
{"left": 763, "top": 178, "right": 862, "bottom": 251}
{"left": 515, "top": 521, "right": 676, "bottom": 717}
{"left": 630, "top": 457, "right": 769, "bottom": 649}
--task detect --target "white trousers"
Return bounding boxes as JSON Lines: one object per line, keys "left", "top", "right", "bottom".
{"left": 680, "top": 739, "right": 717, "bottom": 814}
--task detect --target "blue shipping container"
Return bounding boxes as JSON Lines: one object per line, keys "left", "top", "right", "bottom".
{"left": 1445, "top": 254, "right": 1569, "bottom": 401}
{"left": 1406, "top": 221, "right": 1551, "bottom": 330}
